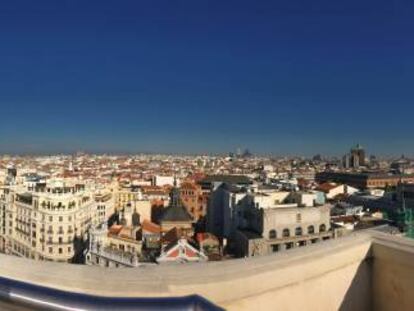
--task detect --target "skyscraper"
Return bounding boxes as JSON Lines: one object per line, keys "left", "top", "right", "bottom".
{"left": 343, "top": 144, "right": 366, "bottom": 169}
{"left": 351, "top": 144, "right": 366, "bottom": 168}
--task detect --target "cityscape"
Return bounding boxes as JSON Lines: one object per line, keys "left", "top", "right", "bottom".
{"left": 2, "top": 0, "right": 414, "bottom": 310}
{"left": 1, "top": 145, "right": 414, "bottom": 267}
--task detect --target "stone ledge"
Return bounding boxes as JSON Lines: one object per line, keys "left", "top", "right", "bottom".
{"left": 0, "top": 231, "right": 413, "bottom": 310}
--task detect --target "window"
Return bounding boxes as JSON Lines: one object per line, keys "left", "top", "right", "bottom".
{"left": 49, "top": 247, "right": 53, "bottom": 254}
{"left": 269, "top": 230, "right": 277, "bottom": 239}
{"left": 59, "top": 248, "right": 63, "bottom": 254}
{"left": 49, "top": 216, "right": 53, "bottom": 222}
{"left": 319, "top": 224, "right": 327, "bottom": 233}
{"left": 308, "top": 226, "right": 315, "bottom": 235}
{"left": 59, "top": 216, "right": 63, "bottom": 222}
{"left": 283, "top": 229, "right": 290, "bottom": 237}
{"left": 295, "top": 227, "right": 303, "bottom": 236}
{"left": 296, "top": 213, "right": 302, "bottom": 223}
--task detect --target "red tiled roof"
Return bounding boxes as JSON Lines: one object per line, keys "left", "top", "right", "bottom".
{"left": 196, "top": 232, "right": 219, "bottom": 243}
{"left": 119, "top": 227, "right": 133, "bottom": 239}
{"left": 108, "top": 225, "right": 123, "bottom": 235}
{"left": 142, "top": 219, "right": 161, "bottom": 234}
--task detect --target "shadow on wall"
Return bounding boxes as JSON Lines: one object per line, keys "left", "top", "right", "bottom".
{"left": 339, "top": 258, "right": 373, "bottom": 311}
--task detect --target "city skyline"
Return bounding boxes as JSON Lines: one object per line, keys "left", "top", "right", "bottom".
{"left": 3, "top": 2, "right": 414, "bottom": 311}
{"left": 0, "top": 147, "right": 409, "bottom": 160}
{"left": 2, "top": 0, "right": 414, "bottom": 155}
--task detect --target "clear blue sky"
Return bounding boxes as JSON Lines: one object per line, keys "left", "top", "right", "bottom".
{"left": 1, "top": 0, "right": 413, "bottom": 156}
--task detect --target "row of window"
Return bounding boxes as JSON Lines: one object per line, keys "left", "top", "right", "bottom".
{"left": 41, "top": 225, "right": 74, "bottom": 233}
{"left": 13, "top": 244, "right": 72, "bottom": 256}
{"left": 14, "top": 214, "right": 74, "bottom": 222}
{"left": 48, "top": 246, "right": 72, "bottom": 254}
{"left": 181, "top": 190, "right": 196, "bottom": 196}
{"left": 268, "top": 224, "right": 327, "bottom": 239}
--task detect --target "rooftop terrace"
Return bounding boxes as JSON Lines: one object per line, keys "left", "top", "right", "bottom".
{"left": 0, "top": 231, "right": 413, "bottom": 310}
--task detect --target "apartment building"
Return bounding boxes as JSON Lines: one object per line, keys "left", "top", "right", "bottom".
{"left": 180, "top": 181, "right": 208, "bottom": 221}
{"left": 115, "top": 185, "right": 165, "bottom": 219}
{"left": 93, "top": 191, "right": 115, "bottom": 227}
{"left": 206, "top": 182, "right": 332, "bottom": 257}
{"left": 231, "top": 198, "right": 332, "bottom": 257}
{"left": 86, "top": 221, "right": 143, "bottom": 268}
{"left": 115, "top": 185, "right": 142, "bottom": 209}
{"left": 0, "top": 179, "right": 95, "bottom": 262}
{"left": 316, "top": 171, "right": 414, "bottom": 189}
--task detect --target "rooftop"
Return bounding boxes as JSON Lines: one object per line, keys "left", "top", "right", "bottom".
{"left": 318, "top": 171, "right": 414, "bottom": 180}
{"left": 1, "top": 231, "right": 414, "bottom": 310}
{"left": 200, "top": 175, "right": 252, "bottom": 185}
{"left": 160, "top": 204, "right": 193, "bottom": 222}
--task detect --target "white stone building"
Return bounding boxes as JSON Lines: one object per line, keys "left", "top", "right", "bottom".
{"left": 0, "top": 179, "right": 101, "bottom": 262}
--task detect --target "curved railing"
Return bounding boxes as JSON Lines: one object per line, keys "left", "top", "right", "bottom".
{"left": 0, "top": 276, "right": 223, "bottom": 311}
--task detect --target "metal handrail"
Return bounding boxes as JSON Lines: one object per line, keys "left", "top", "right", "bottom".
{"left": 0, "top": 275, "right": 223, "bottom": 311}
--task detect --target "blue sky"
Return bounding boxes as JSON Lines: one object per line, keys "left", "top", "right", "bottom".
{"left": 1, "top": 0, "right": 413, "bottom": 156}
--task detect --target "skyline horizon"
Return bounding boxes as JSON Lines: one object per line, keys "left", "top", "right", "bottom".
{"left": 0, "top": 144, "right": 411, "bottom": 159}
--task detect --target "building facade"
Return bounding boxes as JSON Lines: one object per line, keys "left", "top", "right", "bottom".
{"left": 86, "top": 222, "right": 143, "bottom": 268}
{"left": 231, "top": 201, "right": 332, "bottom": 257}
{"left": 316, "top": 172, "right": 414, "bottom": 189}
{"left": 179, "top": 181, "right": 208, "bottom": 221}
{"left": 343, "top": 144, "right": 366, "bottom": 169}
{"left": 0, "top": 180, "right": 94, "bottom": 262}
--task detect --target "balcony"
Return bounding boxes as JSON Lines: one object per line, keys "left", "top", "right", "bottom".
{"left": 0, "top": 231, "right": 414, "bottom": 310}
{"left": 89, "top": 246, "right": 140, "bottom": 267}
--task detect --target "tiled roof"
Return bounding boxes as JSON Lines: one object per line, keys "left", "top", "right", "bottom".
{"left": 160, "top": 204, "right": 193, "bottom": 222}
{"left": 108, "top": 225, "right": 123, "bottom": 235}
{"left": 142, "top": 219, "right": 161, "bottom": 234}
